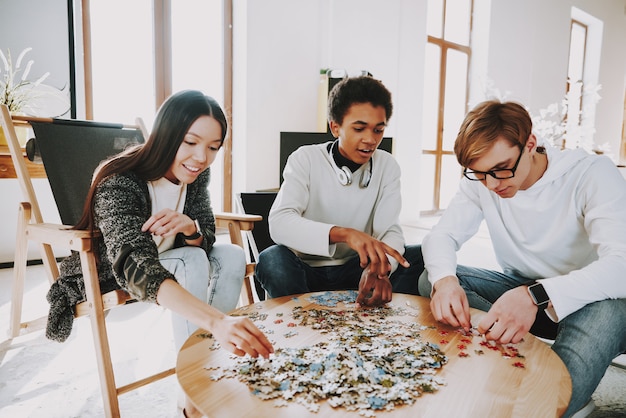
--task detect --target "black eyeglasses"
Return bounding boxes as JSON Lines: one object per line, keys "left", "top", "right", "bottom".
{"left": 463, "top": 147, "right": 524, "bottom": 181}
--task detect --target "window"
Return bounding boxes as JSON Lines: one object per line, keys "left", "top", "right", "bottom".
{"left": 563, "top": 7, "right": 602, "bottom": 152}
{"left": 171, "top": 0, "right": 226, "bottom": 211}
{"left": 563, "top": 19, "right": 587, "bottom": 149}
{"left": 420, "top": 0, "right": 472, "bottom": 214}
{"left": 89, "top": 0, "right": 154, "bottom": 124}
{"left": 85, "top": 0, "right": 231, "bottom": 210}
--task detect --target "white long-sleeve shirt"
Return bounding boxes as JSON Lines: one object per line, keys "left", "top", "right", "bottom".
{"left": 423, "top": 145, "right": 626, "bottom": 321}
{"left": 269, "top": 142, "right": 406, "bottom": 270}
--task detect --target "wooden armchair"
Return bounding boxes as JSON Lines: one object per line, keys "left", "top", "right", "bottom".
{"left": 214, "top": 211, "right": 262, "bottom": 304}
{"left": 0, "top": 105, "right": 261, "bottom": 417}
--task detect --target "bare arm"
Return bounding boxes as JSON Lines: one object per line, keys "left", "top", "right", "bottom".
{"left": 330, "top": 226, "right": 409, "bottom": 277}
{"left": 156, "top": 279, "right": 274, "bottom": 358}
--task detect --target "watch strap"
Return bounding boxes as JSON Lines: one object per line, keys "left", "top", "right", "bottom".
{"left": 183, "top": 219, "right": 202, "bottom": 240}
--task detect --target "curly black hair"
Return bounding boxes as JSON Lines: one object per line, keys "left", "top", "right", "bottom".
{"left": 327, "top": 75, "right": 393, "bottom": 125}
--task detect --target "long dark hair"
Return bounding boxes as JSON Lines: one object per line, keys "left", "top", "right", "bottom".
{"left": 75, "top": 90, "right": 227, "bottom": 232}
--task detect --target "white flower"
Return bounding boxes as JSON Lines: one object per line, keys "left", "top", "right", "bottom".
{"left": 0, "top": 47, "right": 69, "bottom": 116}
{"left": 532, "top": 79, "right": 602, "bottom": 152}
{"left": 480, "top": 77, "right": 603, "bottom": 153}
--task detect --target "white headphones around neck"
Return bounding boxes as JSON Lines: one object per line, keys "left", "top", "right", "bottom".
{"left": 328, "top": 140, "right": 373, "bottom": 188}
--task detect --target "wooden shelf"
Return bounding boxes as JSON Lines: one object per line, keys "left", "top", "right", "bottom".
{"left": 0, "top": 145, "right": 47, "bottom": 179}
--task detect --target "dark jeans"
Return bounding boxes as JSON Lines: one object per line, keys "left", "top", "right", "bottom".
{"left": 255, "top": 244, "right": 424, "bottom": 298}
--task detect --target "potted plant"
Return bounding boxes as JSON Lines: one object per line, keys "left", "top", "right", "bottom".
{"left": 0, "top": 47, "right": 70, "bottom": 146}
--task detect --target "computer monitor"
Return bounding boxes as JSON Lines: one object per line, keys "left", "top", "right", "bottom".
{"left": 279, "top": 132, "right": 392, "bottom": 184}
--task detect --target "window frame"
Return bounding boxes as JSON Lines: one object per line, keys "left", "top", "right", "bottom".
{"left": 79, "top": 0, "right": 234, "bottom": 211}
{"left": 421, "top": 0, "right": 473, "bottom": 215}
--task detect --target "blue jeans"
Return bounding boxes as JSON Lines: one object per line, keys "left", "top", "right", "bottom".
{"left": 159, "top": 244, "right": 245, "bottom": 350}
{"left": 255, "top": 244, "right": 423, "bottom": 297}
{"left": 418, "top": 265, "right": 626, "bottom": 417}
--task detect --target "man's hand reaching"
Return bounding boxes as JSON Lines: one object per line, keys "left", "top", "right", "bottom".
{"left": 330, "top": 226, "right": 409, "bottom": 277}
{"left": 429, "top": 275, "right": 472, "bottom": 332}
{"left": 356, "top": 267, "right": 392, "bottom": 307}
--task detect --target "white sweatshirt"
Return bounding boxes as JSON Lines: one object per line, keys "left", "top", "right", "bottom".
{"left": 422, "top": 145, "right": 626, "bottom": 321}
{"left": 269, "top": 142, "right": 406, "bottom": 271}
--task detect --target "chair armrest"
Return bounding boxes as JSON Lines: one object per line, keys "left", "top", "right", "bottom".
{"left": 74, "top": 289, "right": 133, "bottom": 317}
{"left": 25, "top": 223, "right": 100, "bottom": 252}
{"left": 214, "top": 211, "right": 262, "bottom": 221}
{"left": 214, "top": 212, "right": 262, "bottom": 232}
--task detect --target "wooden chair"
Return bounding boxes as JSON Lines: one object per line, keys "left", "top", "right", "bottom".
{"left": 236, "top": 192, "right": 279, "bottom": 302}
{"left": 213, "top": 211, "right": 262, "bottom": 304}
{"left": 0, "top": 104, "right": 260, "bottom": 417}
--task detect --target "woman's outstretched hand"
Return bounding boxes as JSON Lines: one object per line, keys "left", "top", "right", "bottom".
{"left": 156, "top": 279, "right": 274, "bottom": 358}
{"left": 211, "top": 315, "right": 274, "bottom": 358}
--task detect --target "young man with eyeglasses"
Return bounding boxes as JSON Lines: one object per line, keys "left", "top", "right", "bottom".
{"left": 418, "top": 100, "right": 626, "bottom": 418}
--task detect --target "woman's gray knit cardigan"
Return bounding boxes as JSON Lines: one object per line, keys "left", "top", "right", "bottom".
{"left": 46, "top": 169, "right": 216, "bottom": 342}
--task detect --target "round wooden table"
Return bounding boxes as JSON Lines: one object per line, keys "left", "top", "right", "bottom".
{"left": 177, "top": 292, "right": 571, "bottom": 418}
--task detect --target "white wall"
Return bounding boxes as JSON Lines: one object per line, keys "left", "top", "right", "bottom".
{"left": 0, "top": 0, "right": 70, "bottom": 97}
{"left": 580, "top": 0, "right": 626, "bottom": 157}
{"left": 483, "top": 0, "right": 570, "bottom": 107}
{"left": 479, "top": 0, "right": 626, "bottom": 157}
{"left": 232, "top": 0, "right": 428, "bottom": 225}
{"left": 1, "top": 0, "right": 70, "bottom": 263}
